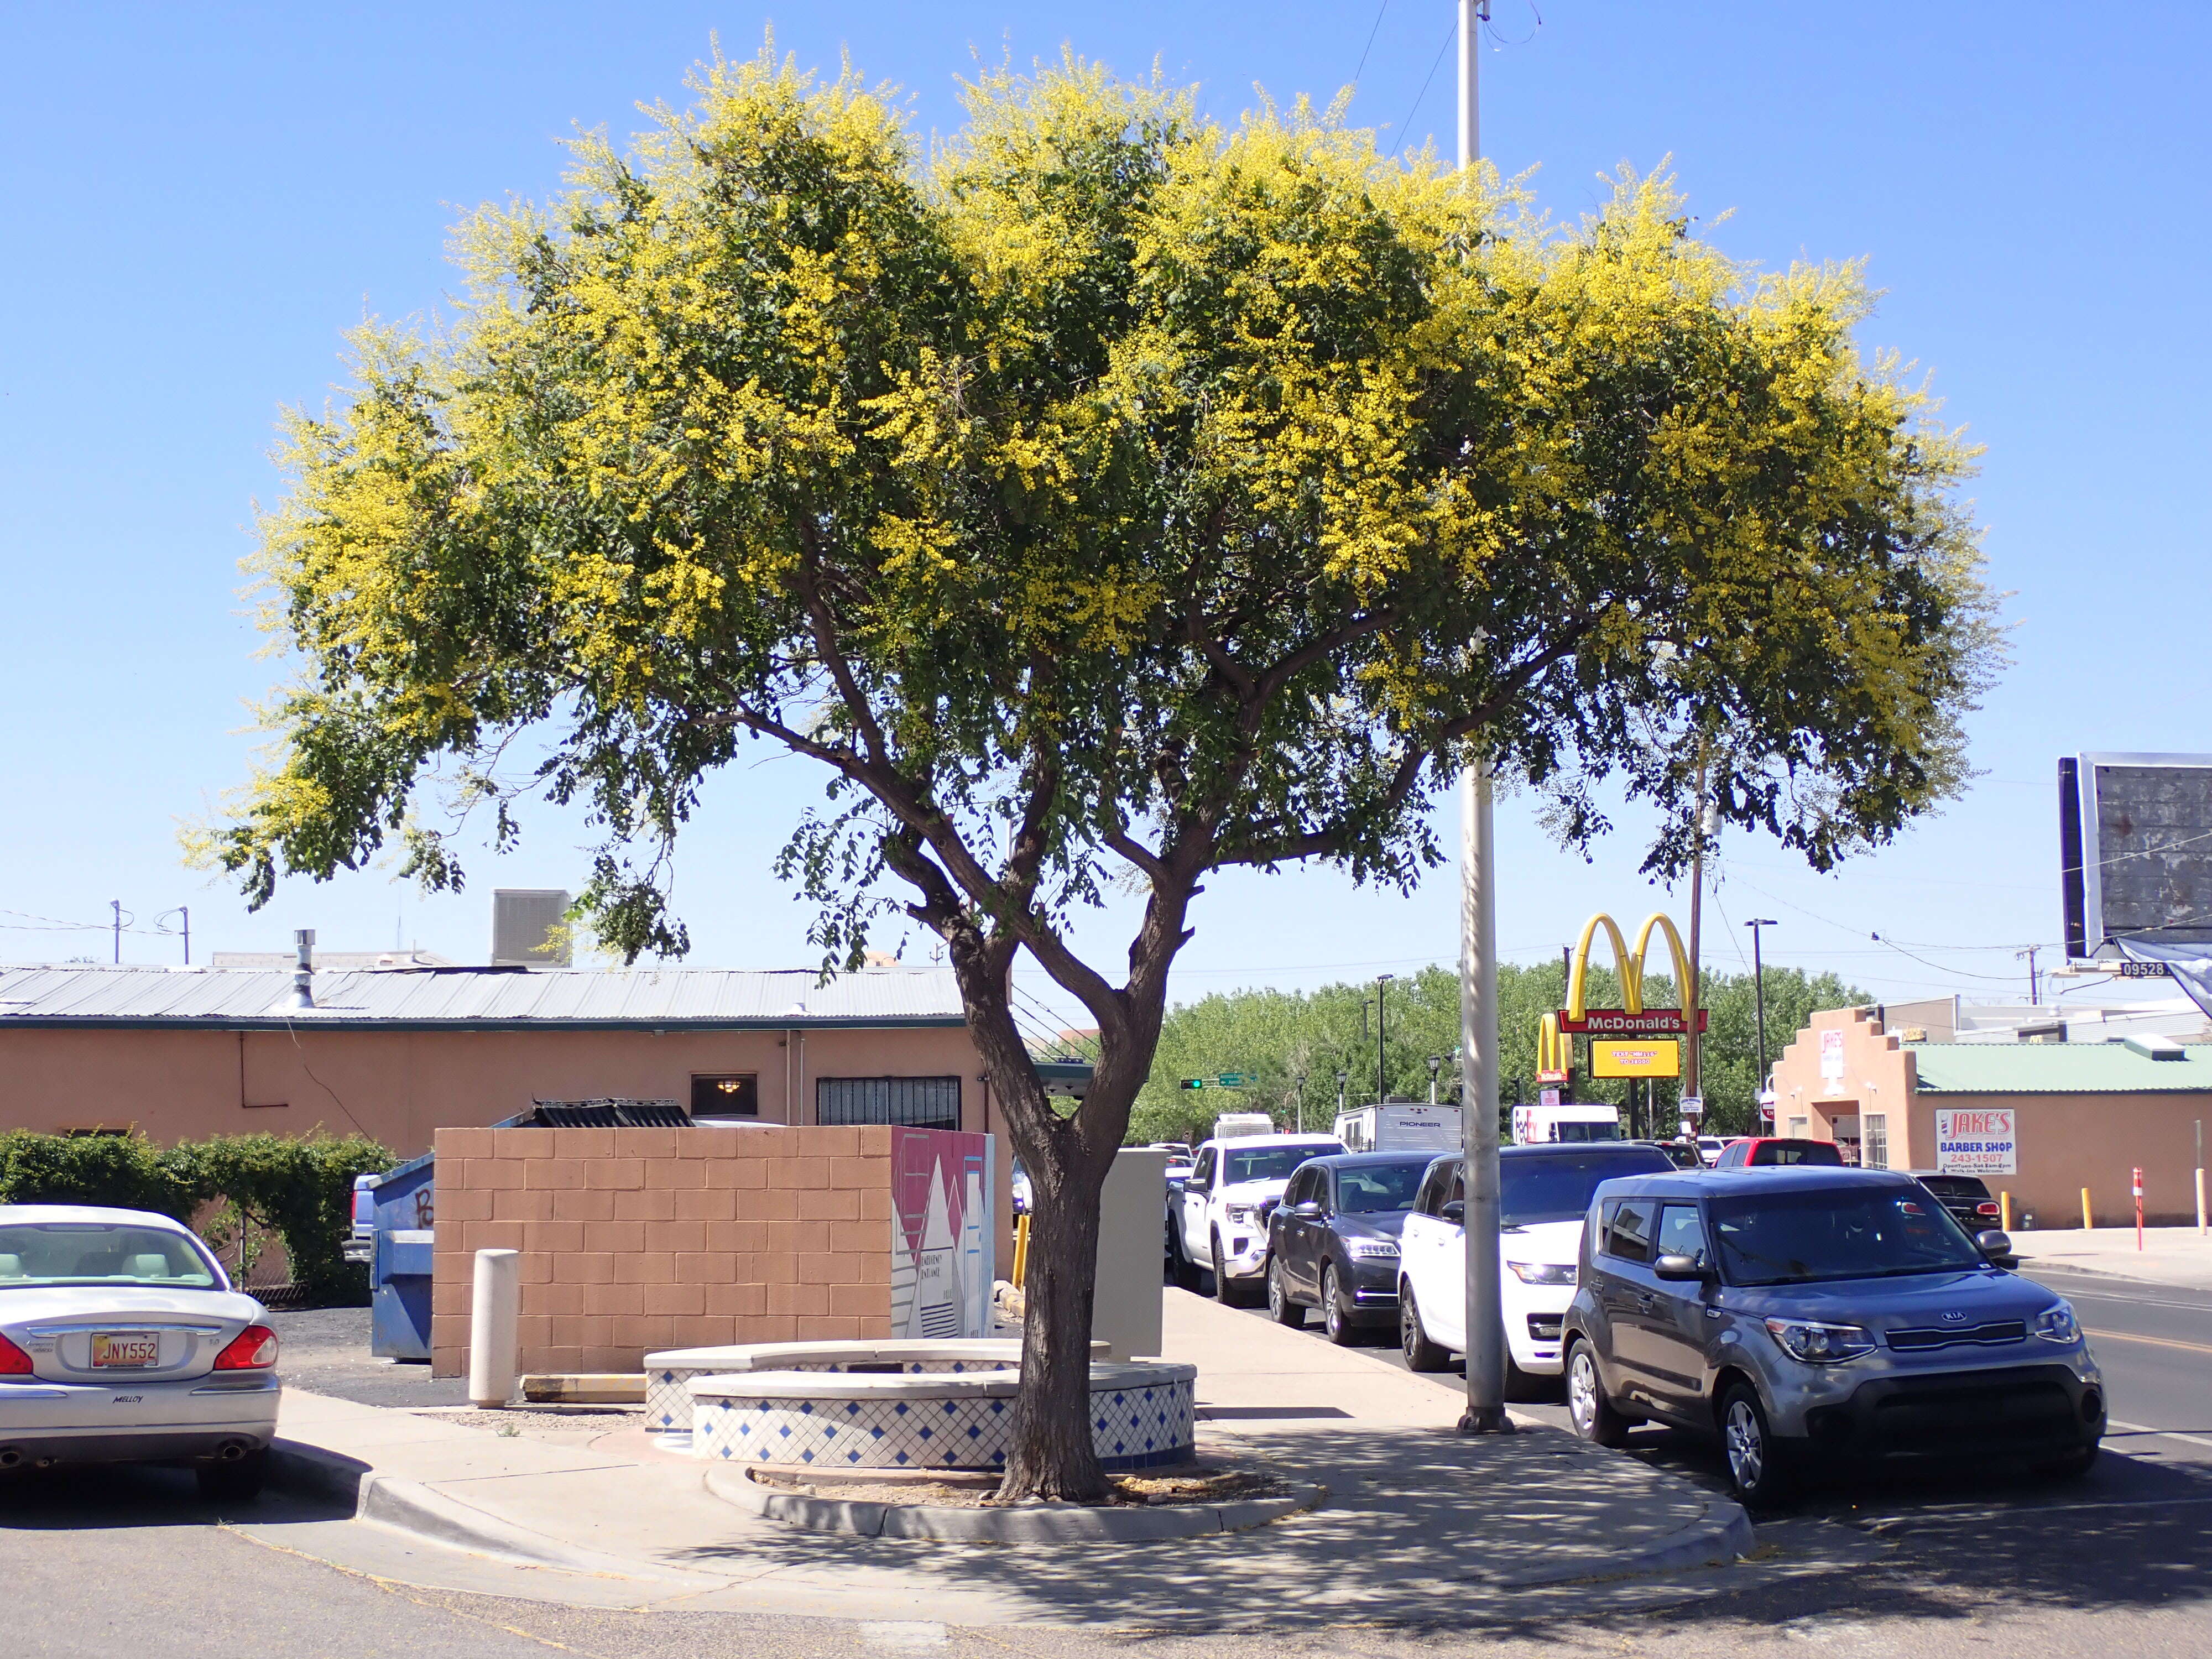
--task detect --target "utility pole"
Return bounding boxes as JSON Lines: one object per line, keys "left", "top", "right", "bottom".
{"left": 1683, "top": 752, "right": 1711, "bottom": 1103}
{"left": 156, "top": 906, "right": 191, "bottom": 966}
{"left": 2017, "top": 946, "right": 2041, "bottom": 1005}
{"left": 1746, "top": 919, "right": 1777, "bottom": 1094}
{"left": 111, "top": 899, "right": 123, "bottom": 964}
{"left": 1376, "top": 974, "right": 1395, "bottom": 1105}
{"left": 1455, "top": 0, "right": 1509, "bottom": 1437}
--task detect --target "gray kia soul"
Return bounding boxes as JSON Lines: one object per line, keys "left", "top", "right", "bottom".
{"left": 1560, "top": 1168, "right": 2104, "bottom": 1502}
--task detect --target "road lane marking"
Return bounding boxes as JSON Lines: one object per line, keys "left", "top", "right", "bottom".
{"left": 2108, "top": 1418, "right": 2212, "bottom": 1452}
{"left": 2083, "top": 1326, "right": 2212, "bottom": 1356}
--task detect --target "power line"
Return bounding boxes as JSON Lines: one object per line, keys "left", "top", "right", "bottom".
{"left": 1388, "top": 16, "right": 1457, "bottom": 160}
{"left": 1351, "top": 0, "right": 1389, "bottom": 84}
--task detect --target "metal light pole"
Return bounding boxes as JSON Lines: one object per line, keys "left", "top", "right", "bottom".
{"left": 1335, "top": 1070, "right": 1349, "bottom": 1124}
{"left": 1745, "top": 919, "right": 1777, "bottom": 1092}
{"left": 1454, "top": 0, "right": 1509, "bottom": 1436}
{"left": 1376, "top": 974, "right": 1395, "bottom": 1105}
{"left": 1428, "top": 1053, "right": 1443, "bottom": 1106}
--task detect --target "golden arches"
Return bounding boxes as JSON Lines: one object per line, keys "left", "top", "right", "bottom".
{"left": 1538, "top": 910, "right": 1697, "bottom": 1079}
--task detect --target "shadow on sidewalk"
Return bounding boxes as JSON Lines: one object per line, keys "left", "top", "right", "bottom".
{"left": 655, "top": 1423, "right": 2212, "bottom": 1635}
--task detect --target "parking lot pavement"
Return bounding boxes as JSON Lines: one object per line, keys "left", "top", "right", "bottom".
{"left": 2013, "top": 1226, "right": 2212, "bottom": 1291}
{"left": 264, "top": 1305, "right": 466, "bottom": 1409}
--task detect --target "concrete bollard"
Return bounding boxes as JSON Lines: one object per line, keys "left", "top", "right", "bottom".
{"left": 2081, "top": 1188, "right": 2094, "bottom": 1231}
{"left": 468, "top": 1248, "right": 521, "bottom": 1408}
{"left": 1999, "top": 1191, "right": 2012, "bottom": 1232}
{"left": 2198, "top": 1167, "right": 2207, "bottom": 1237}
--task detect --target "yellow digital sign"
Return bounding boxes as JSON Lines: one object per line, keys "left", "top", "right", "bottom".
{"left": 1590, "top": 1039, "right": 1681, "bottom": 1079}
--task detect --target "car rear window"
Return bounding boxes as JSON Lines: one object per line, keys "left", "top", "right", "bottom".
{"left": 1749, "top": 1140, "right": 1844, "bottom": 1167}
{"left": 1223, "top": 1143, "right": 1346, "bottom": 1185}
{"left": 1334, "top": 1160, "right": 1432, "bottom": 1214}
{"left": 0, "top": 1222, "right": 221, "bottom": 1288}
{"left": 1916, "top": 1175, "right": 1992, "bottom": 1199}
{"left": 1502, "top": 1146, "right": 1674, "bottom": 1227}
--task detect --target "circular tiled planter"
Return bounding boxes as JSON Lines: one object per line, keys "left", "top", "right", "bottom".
{"left": 688, "top": 1360, "right": 1197, "bottom": 1474}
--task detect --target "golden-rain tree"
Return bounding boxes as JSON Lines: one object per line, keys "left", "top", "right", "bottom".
{"left": 207, "top": 47, "right": 1999, "bottom": 1500}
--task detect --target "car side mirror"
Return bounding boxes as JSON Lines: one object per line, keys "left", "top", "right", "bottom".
{"left": 1293, "top": 1201, "right": 1324, "bottom": 1219}
{"left": 1975, "top": 1229, "right": 2013, "bottom": 1258}
{"left": 1652, "top": 1253, "right": 1707, "bottom": 1281}
{"left": 1441, "top": 1199, "right": 1465, "bottom": 1225}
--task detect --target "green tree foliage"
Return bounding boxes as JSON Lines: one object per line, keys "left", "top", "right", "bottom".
{"left": 0, "top": 1132, "right": 393, "bottom": 1303}
{"left": 197, "top": 48, "right": 1996, "bottom": 1498}
{"left": 1133, "top": 962, "right": 1866, "bottom": 1142}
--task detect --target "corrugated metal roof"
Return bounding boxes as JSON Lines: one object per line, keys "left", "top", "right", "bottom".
{"left": 0, "top": 963, "right": 966, "bottom": 1030}
{"left": 1910, "top": 1041, "right": 2212, "bottom": 1094}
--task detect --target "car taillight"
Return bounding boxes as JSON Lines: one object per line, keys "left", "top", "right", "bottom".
{"left": 213, "top": 1325, "right": 279, "bottom": 1370}
{"left": 0, "top": 1334, "right": 33, "bottom": 1375}
{"left": 1976, "top": 1202, "right": 2001, "bottom": 1217}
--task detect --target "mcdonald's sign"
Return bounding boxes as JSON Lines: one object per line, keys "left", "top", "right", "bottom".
{"left": 1537, "top": 911, "right": 1704, "bottom": 1078}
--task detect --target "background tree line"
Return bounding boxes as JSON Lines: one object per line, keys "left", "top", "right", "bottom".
{"left": 1126, "top": 960, "right": 1866, "bottom": 1145}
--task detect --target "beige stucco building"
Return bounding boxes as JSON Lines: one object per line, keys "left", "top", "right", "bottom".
{"left": 0, "top": 962, "right": 997, "bottom": 1156}
{"left": 1769, "top": 1005, "right": 2212, "bottom": 1228}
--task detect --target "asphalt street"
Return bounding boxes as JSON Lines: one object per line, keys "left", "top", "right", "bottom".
{"left": 2, "top": 1271, "right": 2209, "bottom": 1657}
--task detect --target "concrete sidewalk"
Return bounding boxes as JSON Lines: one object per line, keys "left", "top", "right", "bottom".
{"left": 2015, "top": 1225, "right": 2212, "bottom": 1290}
{"left": 244, "top": 1290, "right": 1764, "bottom": 1630}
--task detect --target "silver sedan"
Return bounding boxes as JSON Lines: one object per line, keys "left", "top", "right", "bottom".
{"left": 0, "top": 1204, "right": 281, "bottom": 1499}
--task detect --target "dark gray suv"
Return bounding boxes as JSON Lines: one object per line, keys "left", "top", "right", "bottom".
{"left": 1561, "top": 1168, "right": 2104, "bottom": 1502}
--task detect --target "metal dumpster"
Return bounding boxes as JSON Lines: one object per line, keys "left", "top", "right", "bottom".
{"left": 348, "top": 1151, "right": 435, "bottom": 1360}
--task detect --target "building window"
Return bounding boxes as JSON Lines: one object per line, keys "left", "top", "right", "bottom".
{"left": 1863, "top": 1113, "right": 1889, "bottom": 1171}
{"left": 691, "top": 1074, "right": 760, "bottom": 1118}
{"left": 1786, "top": 1117, "right": 1808, "bottom": 1139}
{"left": 816, "top": 1076, "right": 962, "bottom": 1131}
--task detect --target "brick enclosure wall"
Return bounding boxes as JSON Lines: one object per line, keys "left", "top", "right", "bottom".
{"left": 430, "top": 1124, "right": 895, "bottom": 1377}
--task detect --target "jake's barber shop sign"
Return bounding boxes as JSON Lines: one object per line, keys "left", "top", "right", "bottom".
{"left": 1936, "top": 1108, "right": 2017, "bottom": 1176}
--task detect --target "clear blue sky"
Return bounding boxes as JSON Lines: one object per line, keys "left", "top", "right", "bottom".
{"left": 2, "top": 2, "right": 2205, "bottom": 1024}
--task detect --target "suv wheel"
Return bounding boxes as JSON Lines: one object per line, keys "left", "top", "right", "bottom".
{"left": 1321, "top": 1264, "right": 1358, "bottom": 1346}
{"left": 1267, "top": 1256, "right": 1305, "bottom": 1326}
{"left": 1212, "top": 1232, "right": 1255, "bottom": 1307}
{"left": 1400, "top": 1282, "right": 1453, "bottom": 1372}
{"left": 1720, "top": 1382, "right": 1791, "bottom": 1504}
{"left": 1565, "top": 1340, "right": 1630, "bottom": 1448}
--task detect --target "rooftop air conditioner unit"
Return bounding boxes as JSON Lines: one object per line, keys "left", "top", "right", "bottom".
{"left": 491, "top": 889, "right": 572, "bottom": 968}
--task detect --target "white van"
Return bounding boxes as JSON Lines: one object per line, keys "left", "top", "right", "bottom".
{"left": 1211, "top": 1113, "right": 1276, "bottom": 1141}
{"left": 1509, "top": 1103, "right": 1623, "bottom": 1145}
{"left": 1332, "top": 1102, "right": 1462, "bottom": 1155}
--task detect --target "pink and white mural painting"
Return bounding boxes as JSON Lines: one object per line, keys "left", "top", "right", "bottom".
{"left": 889, "top": 1128, "right": 995, "bottom": 1339}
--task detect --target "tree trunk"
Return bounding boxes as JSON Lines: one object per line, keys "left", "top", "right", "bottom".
{"left": 1001, "top": 1151, "right": 1109, "bottom": 1500}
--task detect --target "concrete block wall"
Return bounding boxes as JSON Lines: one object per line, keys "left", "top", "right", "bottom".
{"left": 430, "top": 1124, "right": 895, "bottom": 1378}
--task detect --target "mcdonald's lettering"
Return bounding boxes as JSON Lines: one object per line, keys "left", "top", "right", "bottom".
{"left": 1537, "top": 910, "right": 1703, "bottom": 1077}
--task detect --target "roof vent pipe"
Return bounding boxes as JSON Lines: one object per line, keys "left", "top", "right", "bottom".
{"left": 289, "top": 928, "right": 316, "bottom": 1009}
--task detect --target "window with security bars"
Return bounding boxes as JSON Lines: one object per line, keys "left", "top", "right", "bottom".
{"left": 1862, "top": 1113, "right": 1889, "bottom": 1171}
{"left": 815, "top": 1076, "right": 962, "bottom": 1131}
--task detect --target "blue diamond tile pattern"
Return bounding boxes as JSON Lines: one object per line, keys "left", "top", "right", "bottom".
{"left": 687, "top": 1378, "right": 1194, "bottom": 1472}
{"left": 645, "top": 1353, "right": 1019, "bottom": 1436}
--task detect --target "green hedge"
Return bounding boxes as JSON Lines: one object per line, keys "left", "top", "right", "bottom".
{"left": 0, "top": 1130, "right": 394, "bottom": 1304}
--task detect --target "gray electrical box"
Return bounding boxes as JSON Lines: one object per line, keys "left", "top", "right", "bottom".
{"left": 491, "top": 889, "right": 572, "bottom": 967}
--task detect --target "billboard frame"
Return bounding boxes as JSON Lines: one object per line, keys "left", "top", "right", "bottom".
{"left": 2065, "top": 752, "right": 2212, "bottom": 959}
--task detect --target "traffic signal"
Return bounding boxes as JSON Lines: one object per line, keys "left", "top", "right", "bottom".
{"left": 1178, "top": 1078, "right": 1206, "bottom": 1091}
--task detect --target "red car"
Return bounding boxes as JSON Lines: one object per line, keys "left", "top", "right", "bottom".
{"left": 1712, "top": 1137, "right": 1845, "bottom": 1169}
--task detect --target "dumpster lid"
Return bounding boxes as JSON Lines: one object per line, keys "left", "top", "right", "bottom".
{"left": 504, "top": 1098, "right": 695, "bottom": 1129}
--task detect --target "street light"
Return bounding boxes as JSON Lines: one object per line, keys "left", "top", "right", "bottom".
{"left": 1745, "top": 920, "right": 1779, "bottom": 1094}
{"left": 1335, "top": 1070, "right": 1349, "bottom": 1124}
{"left": 1427, "top": 1053, "right": 1443, "bottom": 1105}
{"left": 1375, "top": 974, "right": 1396, "bottom": 1107}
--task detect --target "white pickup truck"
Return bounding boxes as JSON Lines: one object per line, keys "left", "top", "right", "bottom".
{"left": 1170, "top": 1133, "right": 1345, "bottom": 1305}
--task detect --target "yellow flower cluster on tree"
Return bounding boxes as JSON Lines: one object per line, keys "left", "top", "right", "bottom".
{"left": 204, "top": 42, "right": 1999, "bottom": 1503}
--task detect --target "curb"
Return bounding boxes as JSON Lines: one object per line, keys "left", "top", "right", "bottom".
{"left": 1488, "top": 1498, "right": 1755, "bottom": 1586}
{"left": 264, "top": 1438, "right": 713, "bottom": 1584}
{"left": 703, "top": 1464, "right": 1327, "bottom": 1542}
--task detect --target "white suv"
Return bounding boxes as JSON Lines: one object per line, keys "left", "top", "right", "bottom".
{"left": 1171, "top": 1134, "right": 1344, "bottom": 1305}
{"left": 1397, "top": 1143, "right": 1676, "bottom": 1397}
